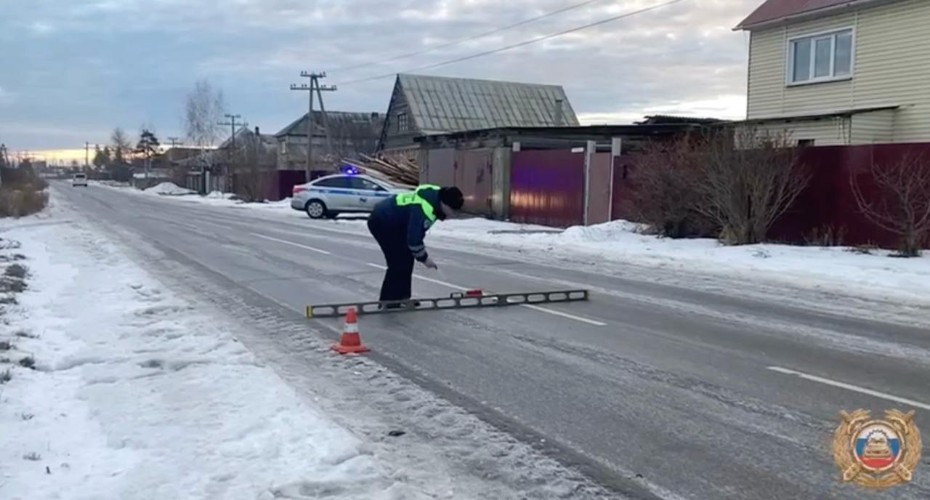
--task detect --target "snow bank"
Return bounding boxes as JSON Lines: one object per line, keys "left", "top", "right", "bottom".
{"left": 144, "top": 182, "right": 196, "bottom": 196}
{"left": 0, "top": 215, "right": 421, "bottom": 499}
{"left": 205, "top": 190, "right": 235, "bottom": 199}
{"left": 430, "top": 219, "right": 930, "bottom": 303}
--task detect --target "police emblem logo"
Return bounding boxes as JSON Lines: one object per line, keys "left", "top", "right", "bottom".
{"left": 833, "top": 409, "right": 922, "bottom": 490}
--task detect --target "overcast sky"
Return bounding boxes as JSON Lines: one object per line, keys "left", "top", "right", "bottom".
{"left": 0, "top": 0, "right": 760, "bottom": 157}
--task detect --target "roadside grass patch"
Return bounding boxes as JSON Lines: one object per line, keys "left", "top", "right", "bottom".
{"left": 19, "top": 355, "right": 35, "bottom": 370}
{"left": 0, "top": 238, "right": 22, "bottom": 250}
{"left": 5, "top": 263, "right": 28, "bottom": 279}
{"left": 0, "top": 276, "right": 27, "bottom": 293}
{"left": 0, "top": 176, "right": 49, "bottom": 218}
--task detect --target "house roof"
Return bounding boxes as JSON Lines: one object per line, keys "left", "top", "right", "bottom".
{"left": 736, "top": 0, "right": 893, "bottom": 30}
{"left": 275, "top": 110, "right": 384, "bottom": 138}
{"left": 218, "top": 126, "right": 276, "bottom": 150}
{"left": 636, "top": 114, "right": 725, "bottom": 125}
{"left": 394, "top": 73, "right": 579, "bottom": 134}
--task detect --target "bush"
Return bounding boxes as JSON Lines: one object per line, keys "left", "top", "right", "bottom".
{"left": 626, "top": 136, "right": 717, "bottom": 239}
{"left": 0, "top": 165, "right": 50, "bottom": 218}
{"left": 849, "top": 152, "right": 930, "bottom": 257}
{"left": 0, "top": 185, "right": 48, "bottom": 218}
{"left": 626, "top": 127, "right": 809, "bottom": 245}
{"left": 696, "top": 127, "right": 810, "bottom": 245}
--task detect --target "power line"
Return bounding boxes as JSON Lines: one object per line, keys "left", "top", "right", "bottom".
{"left": 334, "top": 0, "right": 686, "bottom": 87}
{"left": 325, "top": 0, "right": 611, "bottom": 74}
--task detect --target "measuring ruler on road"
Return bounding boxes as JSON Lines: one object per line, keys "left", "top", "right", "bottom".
{"left": 306, "top": 289, "right": 589, "bottom": 318}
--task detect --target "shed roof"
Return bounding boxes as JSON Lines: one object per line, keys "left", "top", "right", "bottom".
{"left": 218, "top": 126, "right": 276, "bottom": 150}
{"left": 276, "top": 110, "right": 384, "bottom": 138}
{"left": 736, "top": 0, "right": 895, "bottom": 30}
{"left": 413, "top": 123, "right": 713, "bottom": 149}
{"left": 395, "top": 73, "right": 579, "bottom": 134}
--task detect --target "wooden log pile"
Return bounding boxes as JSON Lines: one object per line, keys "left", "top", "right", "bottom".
{"left": 342, "top": 154, "right": 419, "bottom": 187}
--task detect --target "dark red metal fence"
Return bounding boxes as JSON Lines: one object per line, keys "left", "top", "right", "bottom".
{"left": 509, "top": 149, "right": 585, "bottom": 227}
{"left": 610, "top": 143, "right": 930, "bottom": 248}
{"left": 610, "top": 153, "right": 638, "bottom": 221}
{"left": 769, "top": 143, "right": 930, "bottom": 248}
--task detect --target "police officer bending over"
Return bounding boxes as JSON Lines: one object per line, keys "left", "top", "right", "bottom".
{"left": 367, "top": 184, "right": 464, "bottom": 306}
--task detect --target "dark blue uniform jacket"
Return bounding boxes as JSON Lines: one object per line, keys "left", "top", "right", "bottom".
{"left": 370, "top": 187, "right": 444, "bottom": 262}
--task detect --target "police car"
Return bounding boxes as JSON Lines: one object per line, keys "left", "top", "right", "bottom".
{"left": 290, "top": 170, "right": 411, "bottom": 219}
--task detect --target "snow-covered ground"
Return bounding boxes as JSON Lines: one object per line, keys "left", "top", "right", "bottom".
{"left": 0, "top": 201, "right": 435, "bottom": 499}
{"left": 94, "top": 181, "right": 930, "bottom": 305}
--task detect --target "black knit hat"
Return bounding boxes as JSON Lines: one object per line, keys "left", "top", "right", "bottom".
{"left": 439, "top": 186, "right": 464, "bottom": 210}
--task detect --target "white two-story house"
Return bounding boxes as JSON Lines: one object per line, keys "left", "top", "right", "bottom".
{"left": 736, "top": 0, "right": 930, "bottom": 146}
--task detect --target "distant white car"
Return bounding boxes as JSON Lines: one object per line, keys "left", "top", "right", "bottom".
{"left": 72, "top": 173, "right": 88, "bottom": 187}
{"left": 291, "top": 172, "right": 411, "bottom": 219}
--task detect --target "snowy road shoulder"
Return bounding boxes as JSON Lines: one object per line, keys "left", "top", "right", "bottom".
{"left": 0, "top": 211, "right": 426, "bottom": 499}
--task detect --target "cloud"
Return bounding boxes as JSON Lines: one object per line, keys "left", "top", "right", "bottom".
{"left": 0, "top": 0, "right": 760, "bottom": 150}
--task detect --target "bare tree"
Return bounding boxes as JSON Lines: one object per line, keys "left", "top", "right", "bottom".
{"left": 627, "top": 135, "right": 716, "bottom": 238}
{"left": 230, "top": 132, "right": 276, "bottom": 202}
{"left": 111, "top": 127, "right": 132, "bottom": 165}
{"left": 850, "top": 152, "right": 930, "bottom": 256}
{"left": 184, "top": 79, "right": 225, "bottom": 149}
{"left": 696, "top": 126, "right": 810, "bottom": 245}
{"left": 184, "top": 79, "right": 225, "bottom": 190}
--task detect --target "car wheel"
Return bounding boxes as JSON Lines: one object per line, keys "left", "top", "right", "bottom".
{"left": 305, "top": 200, "right": 326, "bottom": 219}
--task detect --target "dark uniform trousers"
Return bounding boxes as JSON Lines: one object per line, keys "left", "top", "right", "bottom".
{"left": 367, "top": 214, "right": 414, "bottom": 301}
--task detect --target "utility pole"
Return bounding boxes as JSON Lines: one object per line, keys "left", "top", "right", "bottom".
{"left": 218, "top": 114, "right": 245, "bottom": 192}
{"left": 218, "top": 114, "right": 243, "bottom": 150}
{"left": 290, "top": 71, "right": 336, "bottom": 181}
{"left": 84, "top": 142, "right": 91, "bottom": 171}
{"left": 165, "top": 137, "right": 181, "bottom": 165}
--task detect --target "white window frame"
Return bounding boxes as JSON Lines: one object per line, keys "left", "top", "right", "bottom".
{"left": 785, "top": 27, "right": 855, "bottom": 86}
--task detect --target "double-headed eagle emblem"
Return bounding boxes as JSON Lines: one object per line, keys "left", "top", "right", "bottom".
{"left": 833, "top": 409, "right": 922, "bottom": 490}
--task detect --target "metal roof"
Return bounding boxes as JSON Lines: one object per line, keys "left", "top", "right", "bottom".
{"left": 218, "top": 126, "right": 276, "bottom": 149}
{"left": 396, "top": 73, "right": 579, "bottom": 133}
{"left": 414, "top": 123, "right": 713, "bottom": 147}
{"left": 276, "top": 110, "right": 384, "bottom": 138}
{"left": 735, "top": 0, "right": 897, "bottom": 30}
{"left": 734, "top": 105, "right": 899, "bottom": 124}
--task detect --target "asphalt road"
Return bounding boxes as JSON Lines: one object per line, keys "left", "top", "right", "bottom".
{"left": 59, "top": 184, "right": 930, "bottom": 499}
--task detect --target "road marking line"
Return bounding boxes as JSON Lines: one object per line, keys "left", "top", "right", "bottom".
{"left": 366, "top": 263, "right": 606, "bottom": 326}
{"left": 767, "top": 366, "right": 930, "bottom": 411}
{"left": 520, "top": 304, "right": 607, "bottom": 326}
{"left": 365, "top": 263, "right": 464, "bottom": 288}
{"left": 251, "top": 233, "right": 331, "bottom": 255}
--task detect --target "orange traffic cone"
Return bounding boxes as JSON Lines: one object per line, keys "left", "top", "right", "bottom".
{"left": 332, "top": 308, "right": 369, "bottom": 355}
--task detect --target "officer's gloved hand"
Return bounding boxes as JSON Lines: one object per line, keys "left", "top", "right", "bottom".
{"left": 422, "top": 257, "right": 438, "bottom": 269}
